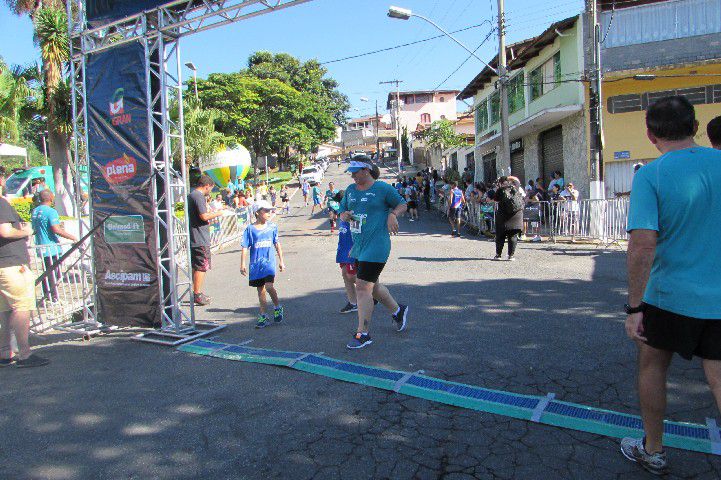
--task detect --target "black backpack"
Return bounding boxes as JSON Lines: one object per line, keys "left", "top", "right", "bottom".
{"left": 498, "top": 186, "right": 524, "bottom": 216}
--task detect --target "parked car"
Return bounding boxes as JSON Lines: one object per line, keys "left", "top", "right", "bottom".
{"left": 300, "top": 166, "right": 323, "bottom": 185}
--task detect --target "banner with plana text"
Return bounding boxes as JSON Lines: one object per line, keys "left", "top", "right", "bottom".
{"left": 86, "top": 41, "right": 160, "bottom": 327}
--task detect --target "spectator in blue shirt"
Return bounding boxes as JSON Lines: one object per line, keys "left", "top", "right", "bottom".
{"left": 621, "top": 96, "right": 721, "bottom": 475}
{"left": 31, "top": 190, "right": 78, "bottom": 303}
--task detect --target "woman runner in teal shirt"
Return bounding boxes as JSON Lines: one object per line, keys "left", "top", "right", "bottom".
{"left": 339, "top": 156, "right": 409, "bottom": 349}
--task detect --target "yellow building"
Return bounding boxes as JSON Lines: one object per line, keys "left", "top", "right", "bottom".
{"left": 598, "top": 0, "right": 721, "bottom": 196}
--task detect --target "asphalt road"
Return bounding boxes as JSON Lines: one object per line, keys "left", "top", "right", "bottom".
{"left": 2, "top": 163, "right": 720, "bottom": 480}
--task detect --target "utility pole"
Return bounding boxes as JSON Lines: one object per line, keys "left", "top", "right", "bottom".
{"left": 497, "top": 0, "right": 511, "bottom": 175}
{"left": 587, "top": 0, "right": 604, "bottom": 198}
{"left": 380, "top": 79, "right": 404, "bottom": 173}
{"left": 375, "top": 99, "right": 381, "bottom": 162}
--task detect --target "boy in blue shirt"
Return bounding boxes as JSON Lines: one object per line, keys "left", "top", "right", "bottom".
{"left": 310, "top": 182, "right": 323, "bottom": 215}
{"left": 240, "top": 200, "right": 286, "bottom": 328}
{"left": 31, "top": 190, "right": 78, "bottom": 303}
{"left": 335, "top": 190, "right": 358, "bottom": 314}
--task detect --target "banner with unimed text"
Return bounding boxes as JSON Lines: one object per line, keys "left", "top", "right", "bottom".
{"left": 86, "top": 41, "right": 160, "bottom": 327}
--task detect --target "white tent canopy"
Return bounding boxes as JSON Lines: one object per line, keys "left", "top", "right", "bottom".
{"left": 0, "top": 143, "right": 28, "bottom": 158}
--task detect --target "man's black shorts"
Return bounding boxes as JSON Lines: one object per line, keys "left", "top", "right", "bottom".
{"left": 448, "top": 207, "right": 463, "bottom": 220}
{"left": 643, "top": 304, "right": 721, "bottom": 360}
{"left": 355, "top": 261, "right": 385, "bottom": 283}
{"left": 191, "top": 246, "right": 211, "bottom": 272}
{"left": 249, "top": 275, "right": 275, "bottom": 288}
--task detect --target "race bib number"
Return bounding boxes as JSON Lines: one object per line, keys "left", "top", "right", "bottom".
{"left": 350, "top": 214, "right": 366, "bottom": 234}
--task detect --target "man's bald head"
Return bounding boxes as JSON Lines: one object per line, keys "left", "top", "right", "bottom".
{"left": 39, "top": 189, "right": 54, "bottom": 203}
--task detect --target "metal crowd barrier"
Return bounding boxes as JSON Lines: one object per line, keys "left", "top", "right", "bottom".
{"left": 441, "top": 198, "right": 630, "bottom": 245}
{"left": 30, "top": 208, "right": 253, "bottom": 333}
{"left": 29, "top": 241, "right": 93, "bottom": 333}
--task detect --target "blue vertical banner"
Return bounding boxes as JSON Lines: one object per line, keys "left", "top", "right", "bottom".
{"left": 86, "top": 41, "right": 160, "bottom": 327}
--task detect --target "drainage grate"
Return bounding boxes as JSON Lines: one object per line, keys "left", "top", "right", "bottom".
{"left": 177, "top": 340, "right": 721, "bottom": 456}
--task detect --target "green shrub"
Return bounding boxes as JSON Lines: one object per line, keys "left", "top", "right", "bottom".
{"left": 10, "top": 198, "right": 33, "bottom": 222}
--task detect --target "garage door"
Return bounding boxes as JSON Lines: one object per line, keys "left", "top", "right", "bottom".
{"left": 510, "top": 150, "right": 525, "bottom": 186}
{"left": 540, "top": 126, "right": 564, "bottom": 182}
{"left": 482, "top": 152, "right": 497, "bottom": 184}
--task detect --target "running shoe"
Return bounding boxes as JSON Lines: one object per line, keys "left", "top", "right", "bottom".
{"left": 194, "top": 293, "right": 211, "bottom": 306}
{"left": 340, "top": 302, "right": 358, "bottom": 314}
{"left": 620, "top": 437, "right": 669, "bottom": 476}
{"left": 0, "top": 357, "right": 15, "bottom": 367}
{"left": 493, "top": 255, "right": 502, "bottom": 261}
{"left": 507, "top": 255, "right": 516, "bottom": 261}
{"left": 346, "top": 332, "right": 373, "bottom": 349}
{"left": 451, "top": 230, "right": 457, "bottom": 237}
{"left": 255, "top": 314, "right": 270, "bottom": 329}
{"left": 532, "top": 235, "right": 542, "bottom": 242}
{"left": 14, "top": 355, "right": 50, "bottom": 368}
{"left": 273, "top": 305, "right": 284, "bottom": 323}
{"left": 392, "top": 304, "right": 409, "bottom": 332}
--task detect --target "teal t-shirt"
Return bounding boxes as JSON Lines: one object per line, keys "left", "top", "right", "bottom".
{"left": 311, "top": 186, "right": 322, "bottom": 201}
{"left": 627, "top": 146, "right": 721, "bottom": 319}
{"left": 326, "top": 188, "right": 340, "bottom": 212}
{"left": 339, "top": 181, "right": 405, "bottom": 263}
{"left": 31, "top": 204, "right": 62, "bottom": 257}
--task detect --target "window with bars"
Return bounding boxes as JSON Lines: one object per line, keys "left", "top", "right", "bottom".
{"left": 490, "top": 91, "right": 500, "bottom": 124}
{"left": 607, "top": 84, "right": 721, "bottom": 113}
{"left": 530, "top": 52, "right": 560, "bottom": 101}
{"left": 420, "top": 113, "right": 431, "bottom": 123}
{"left": 476, "top": 99, "right": 489, "bottom": 133}
{"left": 508, "top": 73, "right": 525, "bottom": 114}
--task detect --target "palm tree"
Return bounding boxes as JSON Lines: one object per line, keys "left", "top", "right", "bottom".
{"left": 0, "top": 58, "right": 31, "bottom": 143}
{"left": 33, "top": 6, "right": 74, "bottom": 215}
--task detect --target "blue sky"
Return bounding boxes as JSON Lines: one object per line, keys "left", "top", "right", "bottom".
{"left": 0, "top": 0, "right": 584, "bottom": 118}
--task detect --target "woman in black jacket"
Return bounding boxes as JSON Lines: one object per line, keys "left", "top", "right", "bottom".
{"left": 492, "top": 177, "right": 524, "bottom": 261}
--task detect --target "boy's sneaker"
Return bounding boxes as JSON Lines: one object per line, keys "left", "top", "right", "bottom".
{"left": 194, "top": 293, "right": 211, "bottom": 306}
{"left": 620, "top": 437, "right": 669, "bottom": 476}
{"left": 273, "top": 306, "right": 284, "bottom": 323}
{"left": 346, "top": 333, "right": 372, "bottom": 349}
{"left": 340, "top": 302, "right": 358, "bottom": 314}
{"left": 392, "top": 304, "right": 409, "bottom": 332}
{"left": 255, "top": 314, "right": 270, "bottom": 329}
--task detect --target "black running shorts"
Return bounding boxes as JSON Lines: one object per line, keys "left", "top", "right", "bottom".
{"left": 355, "top": 261, "right": 385, "bottom": 283}
{"left": 643, "top": 304, "right": 721, "bottom": 360}
{"left": 249, "top": 275, "right": 275, "bottom": 288}
{"left": 448, "top": 207, "right": 463, "bottom": 220}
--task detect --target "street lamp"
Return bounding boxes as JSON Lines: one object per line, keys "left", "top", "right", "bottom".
{"left": 185, "top": 61, "right": 198, "bottom": 100}
{"left": 387, "top": 7, "right": 498, "bottom": 74}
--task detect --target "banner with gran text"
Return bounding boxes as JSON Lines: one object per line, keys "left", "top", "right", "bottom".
{"left": 86, "top": 41, "right": 160, "bottom": 327}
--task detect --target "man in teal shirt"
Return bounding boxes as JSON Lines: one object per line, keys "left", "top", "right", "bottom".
{"left": 324, "top": 181, "right": 340, "bottom": 232}
{"left": 621, "top": 96, "right": 721, "bottom": 475}
{"left": 339, "top": 156, "right": 408, "bottom": 349}
{"left": 31, "top": 190, "right": 78, "bottom": 303}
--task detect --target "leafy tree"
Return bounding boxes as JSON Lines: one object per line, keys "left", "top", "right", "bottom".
{"left": 246, "top": 51, "right": 349, "bottom": 126}
{"left": 413, "top": 119, "right": 468, "bottom": 152}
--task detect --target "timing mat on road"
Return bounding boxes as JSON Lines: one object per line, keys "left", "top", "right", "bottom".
{"left": 178, "top": 339, "right": 721, "bottom": 456}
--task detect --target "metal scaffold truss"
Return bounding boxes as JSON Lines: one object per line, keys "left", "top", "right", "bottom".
{"left": 67, "top": 0, "right": 310, "bottom": 343}
{"left": 72, "top": 0, "right": 312, "bottom": 55}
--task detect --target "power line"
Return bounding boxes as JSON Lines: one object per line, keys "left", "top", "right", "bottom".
{"left": 433, "top": 28, "right": 497, "bottom": 91}
{"left": 320, "top": 23, "right": 490, "bottom": 65}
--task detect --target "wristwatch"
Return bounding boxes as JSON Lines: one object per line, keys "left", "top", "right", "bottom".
{"left": 624, "top": 303, "right": 646, "bottom": 314}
